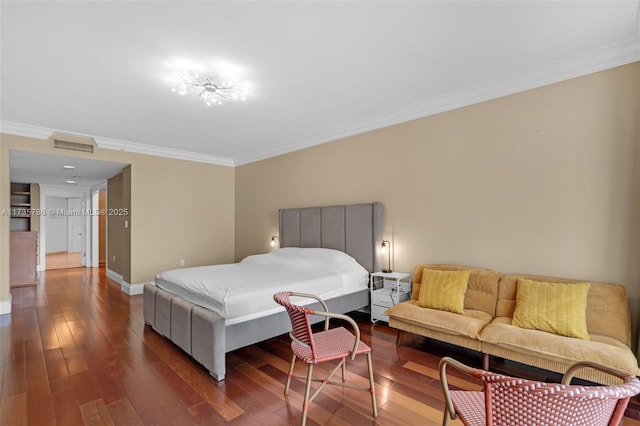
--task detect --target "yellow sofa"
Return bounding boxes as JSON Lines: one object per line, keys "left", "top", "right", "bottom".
{"left": 385, "top": 264, "right": 640, "bottom": 385}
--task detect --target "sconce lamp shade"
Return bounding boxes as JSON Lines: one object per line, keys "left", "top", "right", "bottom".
{"left": 270, "top": 236, "right": 279, "bottom": 248}
{"left": 381, "top": 240, "right": 391, "bottom": 273}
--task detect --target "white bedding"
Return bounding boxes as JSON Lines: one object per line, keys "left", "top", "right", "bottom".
{"left": 154, "top": 247, "right": 369, "bottom": 325}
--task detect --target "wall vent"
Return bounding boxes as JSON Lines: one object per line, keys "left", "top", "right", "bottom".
{"left": 52, "top": 139, "right": 94, "bottom": 153}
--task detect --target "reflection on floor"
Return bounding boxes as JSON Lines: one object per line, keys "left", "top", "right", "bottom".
{"left": 45, "top": 251, "right": 82, "bottom": 270}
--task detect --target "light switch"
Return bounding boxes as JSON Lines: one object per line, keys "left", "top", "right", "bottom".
{"left": 125, "top": 220, "right": 128, "bottom": 228}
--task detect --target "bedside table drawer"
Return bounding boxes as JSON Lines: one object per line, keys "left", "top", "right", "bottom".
{"left": 372, "top": 290, "right": 409, "bottom": 307}
{"left": 371, "top": 305, "right": 390, "bottom": 322}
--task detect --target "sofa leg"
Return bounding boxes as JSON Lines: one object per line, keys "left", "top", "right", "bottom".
{"left": 396, "top": 330, "right": 405, "bottom": 347}
{"left": 482, "top": 353, "right": 489, "bottom": 371}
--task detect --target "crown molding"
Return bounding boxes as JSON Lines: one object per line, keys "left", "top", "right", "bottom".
{"left": 93, "top": 136, "right": 235, "bottom": 167}
{"left": 0, "top": 121, "right": 53, "bottom": 139}
{"left": 233, "top": 38, "right": 640, "bottom": 166}
{"left": 0, "top": 121, "right": 235, "bottom": 167}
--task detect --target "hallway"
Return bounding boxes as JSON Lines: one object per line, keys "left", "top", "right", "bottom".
{"left": 45, "top": 252, "right": 82, "bottom": 270}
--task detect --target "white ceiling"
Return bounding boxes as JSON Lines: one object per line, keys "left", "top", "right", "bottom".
{"left": 1, "top": 1, "right": 639, "bottom": 167}
{"left": 10, "top": 150, "right": 127, "bottom": 188}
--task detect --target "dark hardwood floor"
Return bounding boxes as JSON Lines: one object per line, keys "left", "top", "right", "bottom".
{"left": 1, "top": 266, "right": 638, "bottom": 425}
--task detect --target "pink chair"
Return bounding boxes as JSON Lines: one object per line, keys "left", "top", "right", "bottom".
{"left": 439, "top": 356, "right": 640, "bottom": 426}
{"left": 273, "top": 291, "right": 377, "bottom": 426}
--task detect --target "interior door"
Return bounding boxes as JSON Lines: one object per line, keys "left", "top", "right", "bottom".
{"left": 67, "top": 197, "right": 83, "bottom": 253}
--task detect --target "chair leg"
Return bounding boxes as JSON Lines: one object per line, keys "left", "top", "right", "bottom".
{"left": 442, "top": 408, "right": 450, "bottom": 426}
{"left": 285, "top": 353, "right": 296, "bottom": 395}
{"left": 341, "top": 357, "right": 346, "bottom": 381}
{"left": 366, "top": 352, "right": 378, "bottom": 418}
{"left": 482, "top": 353, "right": 489, "bottom": 371}
{"left": 396, "top": 330, "right": 405, "bottom": 347}
{"left": 301, "top": 364, "right": 314, "bottom": 426}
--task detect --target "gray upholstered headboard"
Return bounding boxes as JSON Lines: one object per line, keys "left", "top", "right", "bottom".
{"left": 278, "top": 202, "right": 383, "bottom": 273}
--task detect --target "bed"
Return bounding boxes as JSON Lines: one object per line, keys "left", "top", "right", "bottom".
{"left": 143, "top": 202, "right": 383, "bottom": 381}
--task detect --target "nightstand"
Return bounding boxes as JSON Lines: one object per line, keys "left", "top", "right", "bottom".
{"left": 370, "top": 271, "right": 411, "bottom": 323}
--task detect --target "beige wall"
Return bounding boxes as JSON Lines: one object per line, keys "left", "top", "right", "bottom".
{"left": 0, "top": 145, "right": 7, "bottom": 304}
{"left": 99, "top": 190, "right": 106, "bottom": 264}
{"left": 0, "top": 134, "right": 236, "bottom": 305}
{"left": 236, "top": 62, "right": 640, "bottom": 348}
{"left": 107, "top": 172, "right": 124, "bottom": 276}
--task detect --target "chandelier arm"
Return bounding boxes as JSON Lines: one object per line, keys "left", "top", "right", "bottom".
{"left": 173, "top": 70, "right": 245, "bottom": 105}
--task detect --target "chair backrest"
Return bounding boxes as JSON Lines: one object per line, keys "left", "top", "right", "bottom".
{"left": 471, "top": 369, "right": 640, "bottom": 426}
{"left": 273, "top": 291, "right": 317, "bottom": 357}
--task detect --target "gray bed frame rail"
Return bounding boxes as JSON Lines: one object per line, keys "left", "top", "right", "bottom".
{"left": 143, "top": 202, "right": 383, "bottom": 381}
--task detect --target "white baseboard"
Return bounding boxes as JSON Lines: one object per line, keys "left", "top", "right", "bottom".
{"left": 0, "top": 293, "right": 12, "bottom": 315}
{"left": 106, "top": 268, "right": 123, "bottom": 284}
{"left": 106, "top": 268, "right": 144, "bottom": 296}
{"left": 121, "top": 281, "right": 145, "bottom": 296}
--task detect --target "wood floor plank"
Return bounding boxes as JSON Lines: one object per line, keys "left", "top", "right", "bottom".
{"left": 64, "top": 353, "right": 89, "bottom": 375}
{"left": 150, "top": 361, "right": 204, "bottom": 408}
{"left": 0, "top": 392, "right": 27, "bottom": 426}
{"left": 117, "top": 373, "right": 171, "bottom": 425}
{"left": 168, "top": 401, "right": 230, "bottom": 425}
{"left": 106, "top": 398, "right": 143, "bottom": 426}
{"left": 221, "top": 369, "right": 290, "bottom": 425}
{"left": 1, "top": 364, "right": 26, "bottom": 399}
{"left": 405, "top": 360, "right": 481, "bottom": 390}
{"left": 42, "top": 348, "right": 71, "bottom": 394}
{"left": 52, "top": 388, "right": 85, "bottom": 425}
{"left": 24, "top": 339, "right": 56, "bottom": 426}
{"left": 80, "top": 398, "right": 115, "bottom": 426}
{"left": 70, "top": 370, "right": 102, "bottom": 405}
{"left": 188, "top": 375, "right": 245, "bottom": 421}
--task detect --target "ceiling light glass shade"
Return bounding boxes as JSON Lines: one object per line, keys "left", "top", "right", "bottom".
{"left": 172, "top": 70, "right": 246, "bottom": 106}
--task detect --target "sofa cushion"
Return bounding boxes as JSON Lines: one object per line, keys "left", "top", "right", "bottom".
{"left": 385, "top": 300, "right": 493, "bottom": 339}
{"left": 512, "top": 278, "right": 590, "bottom": 340}
{"left": 480, "top": 317, "right": 640, "bottom": 375}
{"left": 497, "top": 274, "right": 632, "bottom": 347}
{"left": 411, "top": 264, "right": 501, "bottom": 318}
{"left": 417, "top": 269, "right": 470, "bottom": 314}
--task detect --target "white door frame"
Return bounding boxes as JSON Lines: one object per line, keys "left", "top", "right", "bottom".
{"left": 39, "top": 184, "right": 91, "bottom": 271}
{"left": 90, "top": 183, "right": 107, "bottom": 267}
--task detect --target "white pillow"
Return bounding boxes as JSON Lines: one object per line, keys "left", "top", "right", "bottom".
{"left": 272, "top": 247, "right": 366, "bottom": 274}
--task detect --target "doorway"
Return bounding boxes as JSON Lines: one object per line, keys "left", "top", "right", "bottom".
{"left": 9, "top": 150, "right": 128, "bottom": 274}
{"left": 44, "top": 196, "right": 84, "bottom": 270}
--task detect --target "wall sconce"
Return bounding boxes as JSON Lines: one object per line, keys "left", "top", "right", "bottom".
{"left": 381, "top": 240, "right": 392, "bottom": 273}
{"left": 270, "top": 236, "right": 279, "bottom": 248}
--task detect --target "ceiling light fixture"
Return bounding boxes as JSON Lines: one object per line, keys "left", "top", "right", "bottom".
{"left": 66, "top": 175, "right": 80, "bottom": 185}
{"left": 62, "top": 165, "right": 75, "bottom": 169}
{"left": 172, "top": 70, "right": 246, "bottom": 106}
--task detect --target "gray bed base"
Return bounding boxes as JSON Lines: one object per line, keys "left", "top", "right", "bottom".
{"left": 143, "top": 283, "right": 370, "bottom": 380}
{"left": 143, "top": 202, "right": 383, "bottom": 381}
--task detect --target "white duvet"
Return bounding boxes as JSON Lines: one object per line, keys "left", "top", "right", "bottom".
{"left": 154, "top": 247, "right": 369, "bottom": 325}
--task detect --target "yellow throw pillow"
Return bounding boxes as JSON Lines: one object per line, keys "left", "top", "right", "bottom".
{"left": 417, "top": 269, "right": 470, "bottom": 314}
{"left": 512, "top": 278, "right": 590, "bottom": 340}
